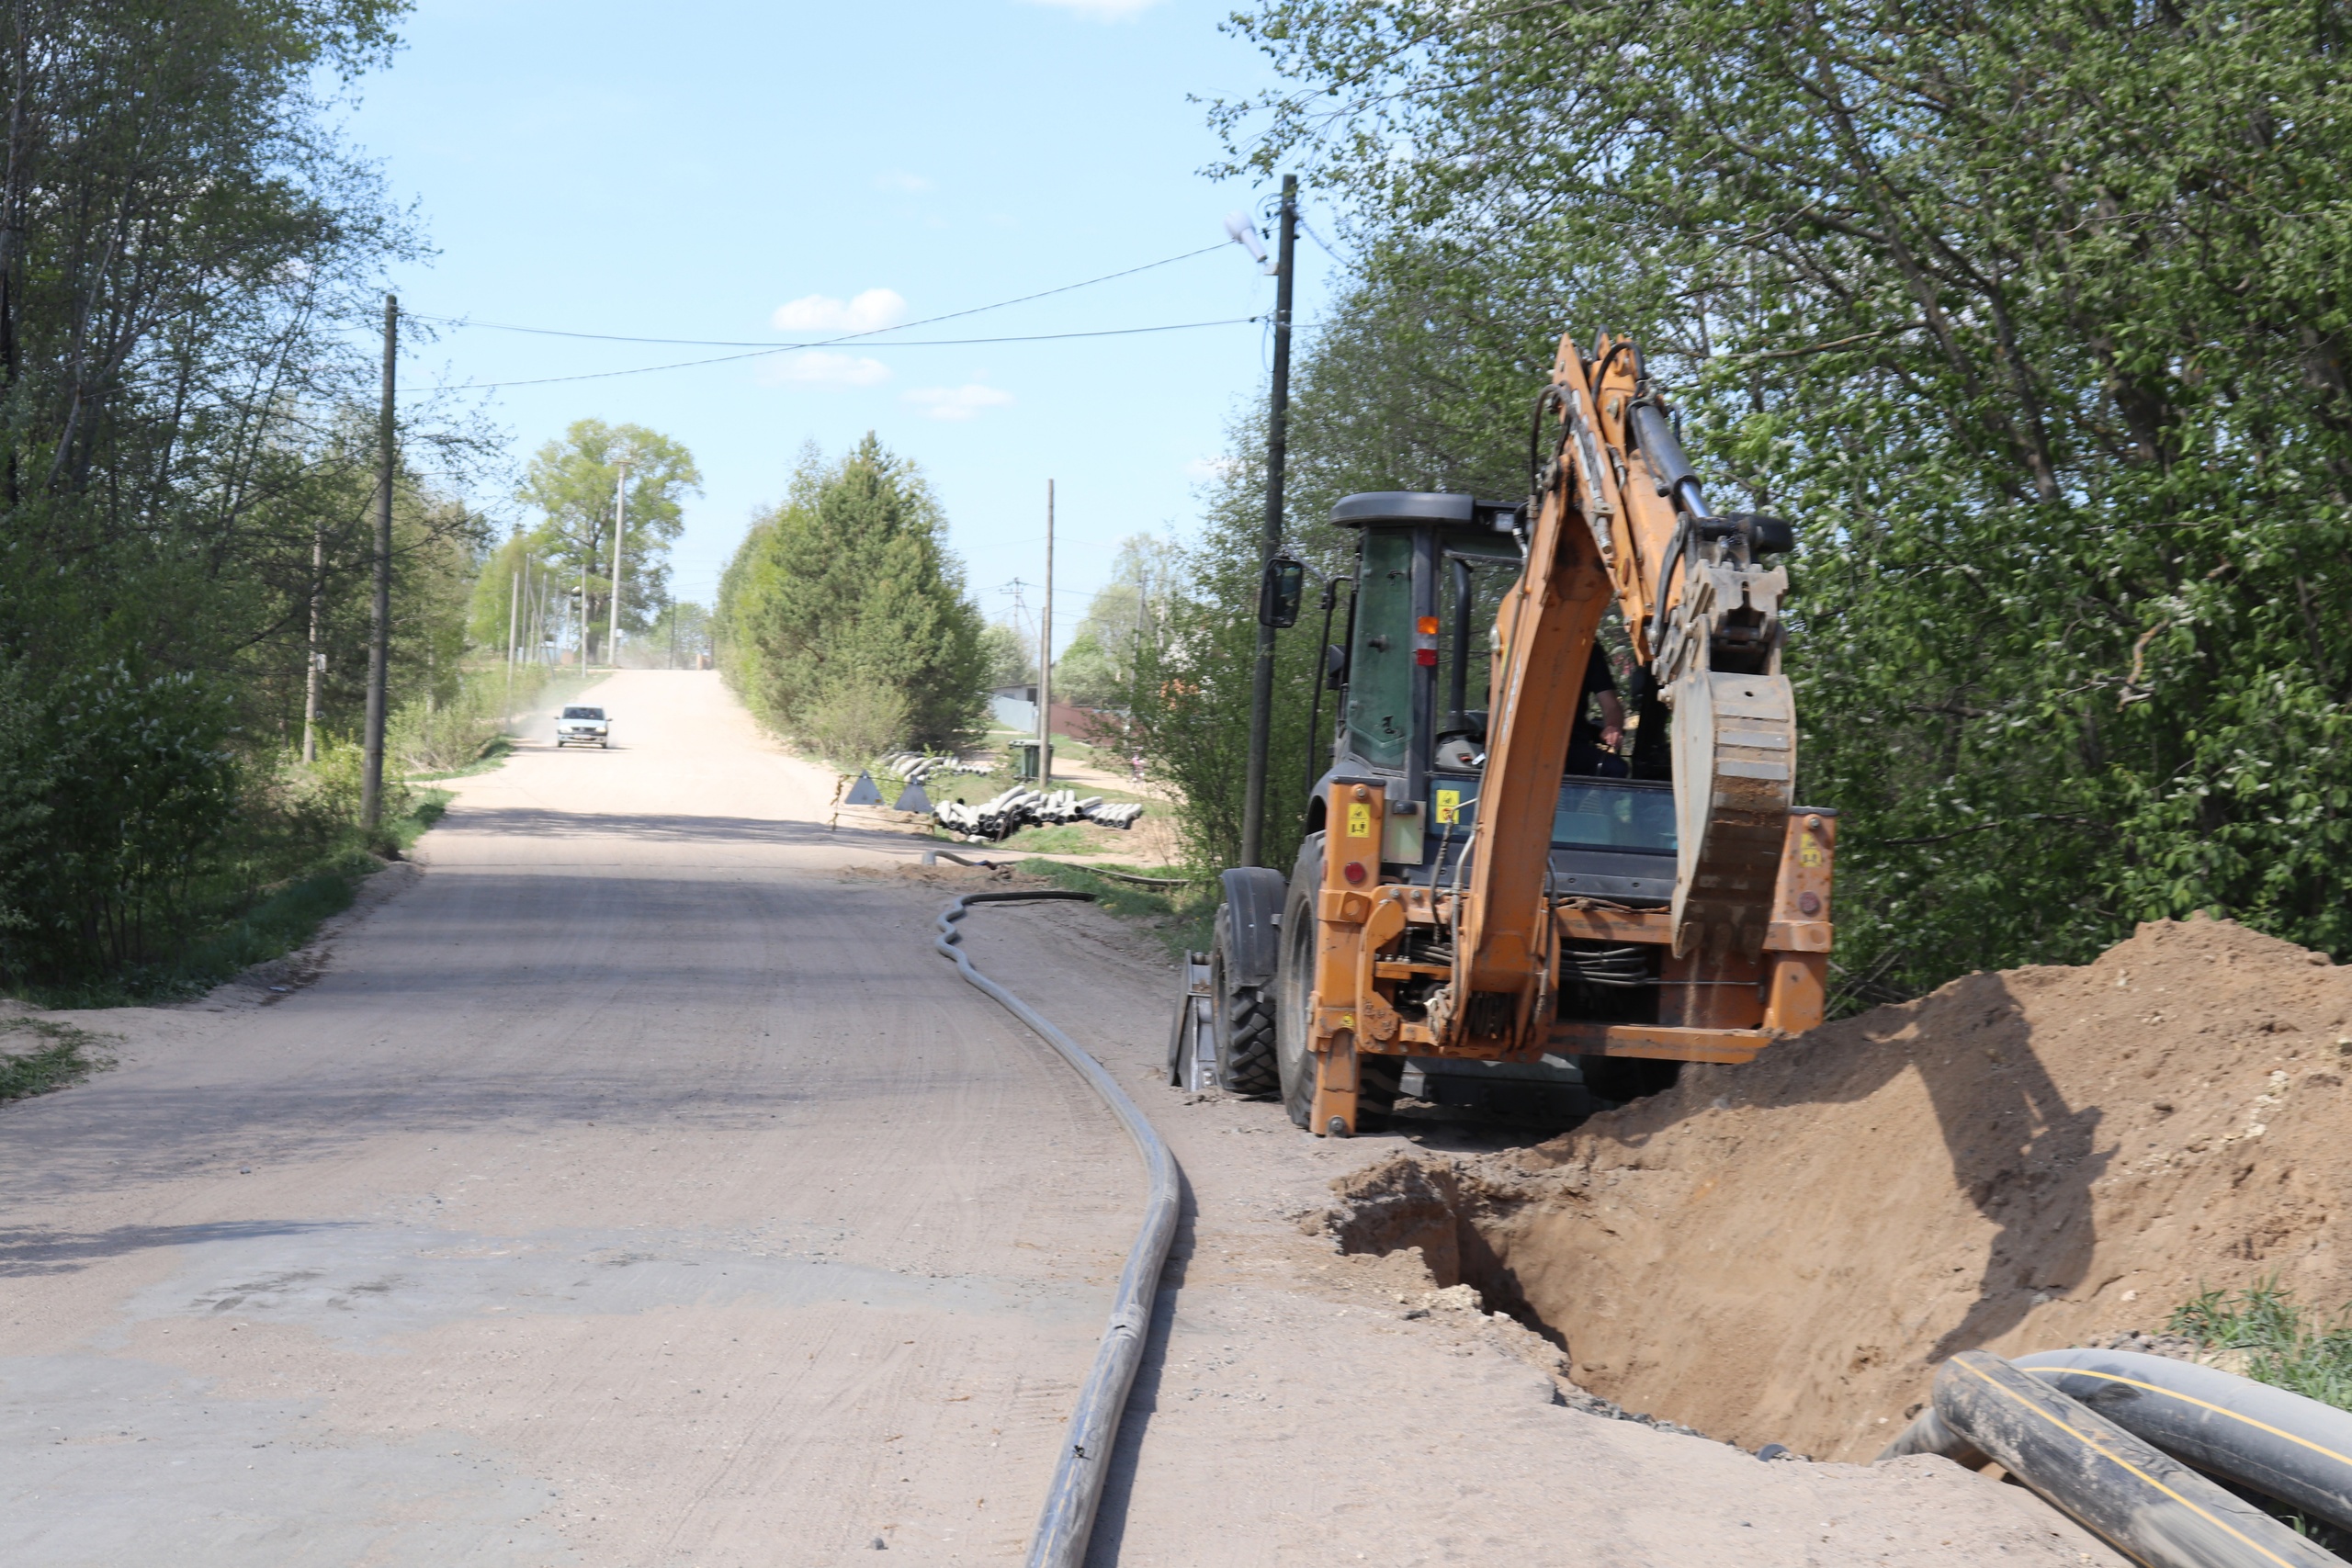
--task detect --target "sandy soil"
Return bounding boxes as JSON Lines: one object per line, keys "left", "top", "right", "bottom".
{"left": 1322, "top": 916, "right": 2352, "bottom": 1462}
{"left": 3, "top": 671, "right": 2115, "bottom": 1564}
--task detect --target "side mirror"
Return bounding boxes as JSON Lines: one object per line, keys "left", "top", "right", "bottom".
{"left": 1258, "top": 554, "right": 1305, "bottom": 629}
{"left": 1323, "top": 642, "right": 1347, "bottom": 690}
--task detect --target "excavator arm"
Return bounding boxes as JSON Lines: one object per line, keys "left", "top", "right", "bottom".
{"left": 1442, "top": 331, "right": 1803, "bottom": 1046}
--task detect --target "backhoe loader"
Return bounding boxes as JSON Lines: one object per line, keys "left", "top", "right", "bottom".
{"left": 1170, "top": 331, "right": 1836, "bottom": 1134}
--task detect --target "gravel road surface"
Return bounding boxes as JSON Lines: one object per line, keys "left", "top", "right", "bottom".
{"left": 4, "top": 671, "right": 2120, "bottom": 1565}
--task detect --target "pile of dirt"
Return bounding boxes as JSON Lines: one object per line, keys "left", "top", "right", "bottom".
{"left": 1323, "top": 916, "right": 2352, "bottom": 1461}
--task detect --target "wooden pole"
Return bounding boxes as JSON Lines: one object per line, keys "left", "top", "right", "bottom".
{"left": 301, "top": 518, "right": 325, "bottom": 764}
{"left": 1038, "top": 479, "right": 1055, "bottom": 785}
{"left": 359, "top": 293, "right": 396, "bottom": 833}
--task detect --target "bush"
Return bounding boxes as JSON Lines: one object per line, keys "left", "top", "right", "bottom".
{"left": 802, "top": 679, "right": 910, "bottom": 765}
{"left": 0, "top": 663, "right": 241, "bottom": 986}
{"left": 389, "top": 673, "right": 503, "bottom": 775}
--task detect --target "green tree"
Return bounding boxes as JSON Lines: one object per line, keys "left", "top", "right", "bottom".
{"left": 1053, "top": 536, "right": 1182, "bottom": 709}
{"left": 1206, "top": 0, "right": 2352, "bottom": 999}
{"left": 718, "top": 434, "right": 988, "bottom": 758}
{"left": 979, "top": 622, "right": 1035, "bottom": 691}
{"left": 0, "top": 1, "right": 516, "bottom": 993}
{"left": 644, "top": 601, "right": 715, "bottom": 670}
{"left": 516, "top": 420, "right": 701, "bottom": 663}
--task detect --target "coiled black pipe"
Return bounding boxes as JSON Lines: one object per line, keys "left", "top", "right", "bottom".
{"left": 2015, "top": 1349, "right": 2352, "bottom": 1537}
{"left": 933, "top": 891, "right": 1181, "bottom": 1568}
{"left": 1878, "top": 1351, "right": 2344, "bottom": 1568}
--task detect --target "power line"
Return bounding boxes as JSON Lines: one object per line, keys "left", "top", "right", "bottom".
{"left": 405, "top": 242, "right": 1229, "bottom": 350}
{"left": 413, "top": 317, "right": 1260, "bottom": 393}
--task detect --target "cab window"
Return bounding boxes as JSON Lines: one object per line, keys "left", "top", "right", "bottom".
{"left": 1345, "top": 531, "right": 1413, "bottom": 769}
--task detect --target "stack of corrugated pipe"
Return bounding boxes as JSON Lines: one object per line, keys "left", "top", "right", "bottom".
{"left": 933, "top": 787, "right": 1144, "bottom": 842}
{"left": 1879, "top": 1348, "right": 2352, "bottom": 1566}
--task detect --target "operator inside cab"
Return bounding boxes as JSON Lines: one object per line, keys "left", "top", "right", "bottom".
{"left": 1433, "top": 645, "right": 1625, "bottom": 775}
{"left": 1566, "top": 646, "right": 1629, "bottom": 778}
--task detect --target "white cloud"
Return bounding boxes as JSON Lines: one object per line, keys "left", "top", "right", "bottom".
{"left": 770, "top": 288, "right": 907, "bottom": 334}
{"left": 757, "top": 351, "right": 891, "bottom": 389}
{"left": 873, "top": 170, "right": 932, "bottom": 194}
{"left": 903, "top": 383, "right": 1015, "bottom": 422}
{"left": 1022, "top": 0, "right": 1162, "bottom": 17}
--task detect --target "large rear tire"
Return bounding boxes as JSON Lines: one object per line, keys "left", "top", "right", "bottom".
{"left": 1211, "top": 910, "right": 1279, "bottom": 1098}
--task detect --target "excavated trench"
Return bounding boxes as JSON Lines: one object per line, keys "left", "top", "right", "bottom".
{"left": 1322, "top": 917, "right": 2352, "bottom": 1461}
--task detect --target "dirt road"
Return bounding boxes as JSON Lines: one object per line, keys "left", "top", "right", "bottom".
{"left": 4, "top": 671, "right": 2117, "bottom": 1565}
{"left": 6, "top": 673, "right": 1136, "bottom": 1564}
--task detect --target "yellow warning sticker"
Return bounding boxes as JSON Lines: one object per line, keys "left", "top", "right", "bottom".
{"left": 1345, "top": 802, "right": 1372, "bottom": 839}
{"left": 1435, "top": 788, "right": 1462, "bottom": 826}
{"left": 1799, "top": 840, "right": 1825, "bottom": 868}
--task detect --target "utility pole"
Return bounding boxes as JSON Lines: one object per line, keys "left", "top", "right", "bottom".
{"left": 1037, "top": 479, "right": 1055, "bottom": 785}
{"left": 301, "top": 519, "right": 325, "bottom": 764}
{"left": 607, "top": 457, "right": 631, "bottom": 671}
{"left": 1239, "top": 175, "right": 1298, "bottom": 869}
{"left": 360, "top": 293, "right": 396, "bottom": 835}
{"left": 503, "top": 543, "right": 522, "bottom": 732}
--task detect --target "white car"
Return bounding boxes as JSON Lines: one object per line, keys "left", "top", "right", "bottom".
{"left": 556, "top": 705, "right": 611, "bottom": 748}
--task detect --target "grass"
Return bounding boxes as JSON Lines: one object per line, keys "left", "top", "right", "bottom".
{"left": 0, "top": 1018, "right": 112, "bottom": 1103}
{"left": 16, "top": 790, "right": 450, "bottom": 1010}
{"left": 1017, "top": 858, "right": 1218, "bottom": 960}
{"left": 997, "top": 824, "right": 1102, "bottom": 854}
{"left": 2169, "top": 1280, "right": 2352, "bottom": 1410}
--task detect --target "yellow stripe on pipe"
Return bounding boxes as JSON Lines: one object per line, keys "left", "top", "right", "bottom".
{"left": 2027, "top": 1366, "right": 2352, "bottom": 1472}
{"left": 1953, "top": 1357, "right": 2302, "bottom": 1568}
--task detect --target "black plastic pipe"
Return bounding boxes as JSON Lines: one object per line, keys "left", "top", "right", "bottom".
{"left": 933, "top": 891, "right": 1182, "bottom": 1568}
{"left": 1879, "top": 1351, "right": 2342, "bottom": 1568}
{"left": 2016, "top": 1348, "right": 2352, "bottom": 1537}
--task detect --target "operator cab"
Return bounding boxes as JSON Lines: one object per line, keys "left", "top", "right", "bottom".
{"left": 1315, "top": 491, "right": 1675, "bottom": 906}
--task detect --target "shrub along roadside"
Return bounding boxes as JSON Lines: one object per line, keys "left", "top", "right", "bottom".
{"left": 10, "top": 789, "right": 447, "bottom": 1010}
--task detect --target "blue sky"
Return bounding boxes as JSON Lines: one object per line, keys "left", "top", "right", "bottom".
{"left": 345, "top": 0, "right": 1323, "bottom": 653}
